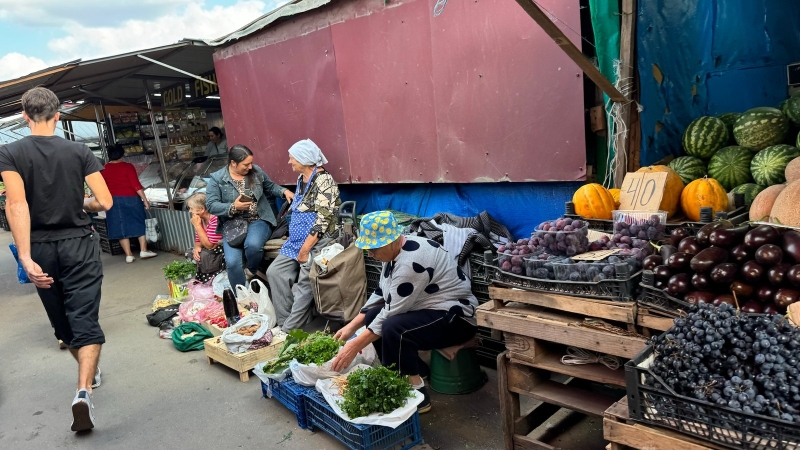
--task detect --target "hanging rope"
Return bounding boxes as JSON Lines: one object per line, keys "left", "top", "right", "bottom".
{"left": 561, "top": 346, "right": 621, "bottom": 370}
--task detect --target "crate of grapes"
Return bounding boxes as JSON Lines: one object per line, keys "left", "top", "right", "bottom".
{"left": 625, "top": 306, "right": 800, "bottom": 450}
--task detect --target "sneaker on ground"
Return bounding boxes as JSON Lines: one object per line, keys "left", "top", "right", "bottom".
{"left": 92, "top": 367, "right": 101, "bottom": 389}
{"left": 416, "top": 386, "right": 432, "bottom": 414}
{"left": 59, "top": 340, "right": 67, "bottom": 350}
{"left": 125, "top": 256, "right": 135, "bottom": 264}
{"left": 139, "top": 251, "right": 158, "bottom": 259}
{"left": 71, "top": 389, "right": 95, "bottom": 432}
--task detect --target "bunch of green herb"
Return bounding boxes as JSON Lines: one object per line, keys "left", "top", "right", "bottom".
{"left": 263, "top": 330, "right": 308, "bottom": 374}
{"left": 293, "top": 332, "right": 344, "bottom": 365}
{"left": 339, "top": 366, "right": 414, "bottom": 419}
{"left": 163, "top": 261, "right": 197, "bottom": 281}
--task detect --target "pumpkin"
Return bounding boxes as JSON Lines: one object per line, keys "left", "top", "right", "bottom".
{"left": 636, "top": 165, "right": 685, "bottom": 218}
{"left": 608, "top": 188, "right": 621, "bottom": 208}
{"left": 680, "top": 177, "right": 728, "bottom": 222}
{"left": 573, "top": 183, "right": 615, "bottom": 220}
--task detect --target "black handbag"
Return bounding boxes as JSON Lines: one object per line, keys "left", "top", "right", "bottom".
{"left": 198, "top": 247, "right": 225, "bottom": 274}
{"left": 223, "top": 177, "right": 251, "bottom": 248}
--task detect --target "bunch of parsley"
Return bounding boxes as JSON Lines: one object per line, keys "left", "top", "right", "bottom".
{"left": 339, "top": 366, "right": 414, "bottom": 418}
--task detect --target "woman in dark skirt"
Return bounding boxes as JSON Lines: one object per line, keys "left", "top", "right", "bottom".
{"left": 100, "top": 145, "right": 158, "bottom": 263}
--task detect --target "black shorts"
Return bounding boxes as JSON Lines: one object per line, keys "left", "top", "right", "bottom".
{"left": 32, "top": 233, "right": 105, "bottom": 348}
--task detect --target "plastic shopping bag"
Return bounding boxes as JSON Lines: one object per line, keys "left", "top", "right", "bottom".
{"left": 235, "top": 280, "right": 277, "bottom": 328}
{"left": 178, "top": 298, "right": 223, "bottom": 323}
{"left": 290, "top": 340, "right": 378, "bottom": 387}
{"left": 9, "top": 243, "right": 31, "bottom": 284}
{"left": 212, "top": 271, "right": 230, "bottom": 299}
{"left": 145, "top": 211, "right": 161, "bottom": 243}
{"left": 188, "top": 279, "right": 216, "bottom": 301}
{"left": 313, "top": 243, "right": 345, "bottom": 273}
{"left": 221, "top": 313, "right": 273, "bottom": 353}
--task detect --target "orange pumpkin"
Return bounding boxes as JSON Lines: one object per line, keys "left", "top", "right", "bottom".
{"left": 680, "top": 177, "right": 728, "bottom": 222}
{"left": 608, "top": 188, "right": 621, "bottom": 208}
{"left": 573, "top": 183, "right": 616, "bottom": 220}
{"left": 636, "top": 165, "right": 685, "bottom": 218}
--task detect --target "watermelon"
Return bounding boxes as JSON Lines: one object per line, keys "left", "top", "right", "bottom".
{"left": 750, "top": 144, "right": 800, "bottom": 186}
{"left": 733, "top": 108, "right": 790, "bottom": 151}
{"left": 682, "top": 116, "right": 729, "bottom": 159}
{"left": 668, "top": 156, "right": 707, "bottom": 185}
{"left": 707, "top": 146, "right": 754, "bottom": 190}
{"left": 785, "top": 94, "right": 800, "bottom": 124}
{"left": 729, "top": 183, "right": 765, "bottom": 208}
{"left": 717, "top": 112, "right": 741, "bottom": 144}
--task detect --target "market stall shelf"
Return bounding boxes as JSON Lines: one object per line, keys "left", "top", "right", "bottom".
{"left": 603, "top": 397, "right": 728, "bottom": 450}
{"left": 204, "top": 334, "right": 285, "bottom": 382}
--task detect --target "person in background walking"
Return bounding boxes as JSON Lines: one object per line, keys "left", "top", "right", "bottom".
{"left": 0, "top": 86, "right": 113, "bottom": 432}
{"left": 205, "top": 127, "right": 227, "bottom": 157}
{"left": 100, "top": 144, "right": 158, "bottom": 263}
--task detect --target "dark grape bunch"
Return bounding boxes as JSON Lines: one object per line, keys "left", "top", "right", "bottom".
{"left": 647, "top": 303, "right": 800, "bottom": 425}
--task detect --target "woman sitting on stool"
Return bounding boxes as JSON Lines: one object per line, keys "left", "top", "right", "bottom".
{"left": 186, "top": 193, "right": 225, "bottom": 284}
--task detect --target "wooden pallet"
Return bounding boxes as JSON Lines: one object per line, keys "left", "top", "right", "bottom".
{"left": 603, "top": 397, "right": 728, "bottom": 450}
{"left": 204, "top": 334, "right": 285, "bottom": 382}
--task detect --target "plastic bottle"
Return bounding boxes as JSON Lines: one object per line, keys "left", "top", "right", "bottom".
{"left": 222, "top": 287, "right": 240, "bottom": 326}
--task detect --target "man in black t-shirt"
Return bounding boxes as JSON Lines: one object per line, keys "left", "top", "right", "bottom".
{"left": 0, "top": 87, "right": 113, "bottom": 432}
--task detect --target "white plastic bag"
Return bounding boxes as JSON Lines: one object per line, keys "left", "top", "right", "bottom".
{"left": 315, "top": 364, "right": 424, "bottom": 428}
{"left": 220, "top": 313, "right": 272, "bottom": 353}
{"left": 290, "top": 341, "right": 378, "bottom": 387}
{"left": 254, "top": 366, "right": 291, "bottom": 387}
{"left": 235, "top": 280, "right": 277, "bottom": 329}
{"left": 145, "top": 211, "right": 161, "bottom": 243}
{"left": 313, "top": 243, "right": 345, "bottom": 272}
{"left": 212, "top": 271, "right": 230, "bottom": 299}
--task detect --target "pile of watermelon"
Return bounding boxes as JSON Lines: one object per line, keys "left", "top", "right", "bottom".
{"left": 669, "top": 93, "right": 800, "bottom": 211}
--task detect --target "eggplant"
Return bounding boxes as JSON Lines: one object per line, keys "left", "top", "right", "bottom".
{"left": 787, "top": 265, "right": 800, "bottom": 288}
{"left": 667, "top": 252, "right": 692, "bottom": 271}
{"left": 744, "top": 225, "right": 780, "bottom": 250}
{"left": 740, "top": 261, "right": 765, "bottom": 284}
{"left": 741, "top": 301, "right": 764, "bottom": 314}
{"left": 692, "top": 273, "right": 714, "bottom": 290}
{"left": 667, "top": 273, "right": 690, "bottom": 296}
{"left": 763, "top": 303, "right": 780, "bottom": 315}
{"left": 730, "top": 281, "right": 754, "bottom": 299}
{"left": 756, "top": 285, "right": 777, "bottom": 303}
{"left": 755, "top": 244, "right": 784, "bottom": 267}
{"left": 659, "top": 244, "right": 678, "bottom": 261}
{"left": 729, "top": 244, "right": 752, "bottom": 264}
{"left": 709, "top": 225, "right": 750, "bottom": 248}
{"left": 696, "top": 220, "right": 733, "bottom": 246}
{"left": 642, "top": 255, "right": 663, "bottom": 271}
{"left": 784, "top": 230, "right": 800, "bottom": 264}
{"left": 670, "top": 228, "right": 692, "bottom": 247}
{"left": 685, "top": 291, "right": 715, "bottom": 305}
{"left": 678, "top": 237, "right": 701, "bottom": 255}
{"left": 654, "top": 279, "right": 667, "bottom": 290}
{"left": 774, "top": 288, "right": 800, "bottom": 308}
{"left": 690, "top": 247, "right": 729, "bottom": 273}
{"left": 768, "top": 263, "right": 792, "bottom": 286}
{"left": 710, "top": 263, "right": 739, "bottom": 284}
{"left": 653, "top": 265, "right": 672, "bottom": 280}
{"left": 713, "top": 294, "right": 736, "bottom": 307}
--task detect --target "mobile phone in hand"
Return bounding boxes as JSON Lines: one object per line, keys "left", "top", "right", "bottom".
{"left": 238, "top": 194, "right": 255, "bottom": 203}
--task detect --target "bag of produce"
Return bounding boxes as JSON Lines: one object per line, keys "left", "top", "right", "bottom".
{"left": 315, "top": 364, "right": 424, "bottom": 428}
{"left": 290, "top": 331, "right": 378, "bottom": 387}
{"left": 235, "top": 280, "right": 277, "bottom": 328}
{"left": 188, "top": 279, "right": 215, "bottom": 301}
{"left": 171, "top": 322, "right": 213, "bottom": 352}
{"left": 220, "top": 313, "right": 273, "bottom": 353}
{"left": 178, "top": 298, "right": 223, "bottom": 323}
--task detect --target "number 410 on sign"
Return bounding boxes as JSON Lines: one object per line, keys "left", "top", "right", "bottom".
{"left": 618, "top": 172, "right": 668, "bottom": 212}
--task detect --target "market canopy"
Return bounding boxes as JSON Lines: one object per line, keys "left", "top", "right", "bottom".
{"left": 0, "top": 40, "right": 217, "bottom": 118}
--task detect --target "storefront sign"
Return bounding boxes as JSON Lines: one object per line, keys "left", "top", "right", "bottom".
{"left": 161, "top": 84, "right": 185, "bottom": 108}
{"left": 160, "top": 70, "right": 218, "bottom": 108}
{"left": 194, "top": 72, "right": 219, "bottom": 98}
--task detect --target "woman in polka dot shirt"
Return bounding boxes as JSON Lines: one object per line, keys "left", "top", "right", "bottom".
{"left": 332, "top": 211, "right": 478, "bottom": 414}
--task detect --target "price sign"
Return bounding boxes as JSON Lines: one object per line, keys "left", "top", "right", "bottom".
{"left": 587, "top": 229, "right": 613, "bottom": 241}
{"left": 618, "top": 172, "right": 667, "bottom": 211}
{"left": 573, "top": 249, "right": 621, "bottom": 261}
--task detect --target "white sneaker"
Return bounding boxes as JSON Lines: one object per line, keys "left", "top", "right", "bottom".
{"left": 92, "top": 367, "right": 101, "bottom": 389}
{"left": 125, "top": 256, "right": 135, "bottom": 264}
{"left": 139, "top": 251, "right": 157, "bottom": 260}
{"left": 71, "top": 389, "right": 95, "bottom": 432}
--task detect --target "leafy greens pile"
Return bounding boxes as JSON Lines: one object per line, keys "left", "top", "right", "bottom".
{"left": 162, "top": 261, "right": 196, "bottom": 281}
{"left": 339, "top": 366, "right": 414, "bottom": 419}
{"left": 262, "top": 330, "right": 343, "bottom": 374}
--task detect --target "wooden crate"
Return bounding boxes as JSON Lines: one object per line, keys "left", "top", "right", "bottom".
{"left": 603, "top": 397, "right": 728, "bottom": 450}
{"left": 204, "top": 333, "right": 285, "bottom": 382}
{"left": 635, "top": 308, "right": 674, "bottom": 337}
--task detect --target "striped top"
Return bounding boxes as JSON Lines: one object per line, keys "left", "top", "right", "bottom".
{"left": 196, "top": 215, "right": 223, "bottom": 245}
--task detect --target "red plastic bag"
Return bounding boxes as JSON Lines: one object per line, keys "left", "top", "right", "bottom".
{"left": 178, "top": 298, "right": 224, "bottom": 323}
{"left": 188, "top": 279, "right": 216, "bottom": 301}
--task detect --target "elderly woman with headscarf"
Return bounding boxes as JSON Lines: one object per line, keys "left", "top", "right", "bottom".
{"left": 267, "top": 139, "right": 341, "bottom": 332}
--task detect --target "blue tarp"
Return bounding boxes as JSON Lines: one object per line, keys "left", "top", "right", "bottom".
{"left": 338, "top": 182, "right": 582, "bottom": 240}
{"left": 638, "top": 0, "right": 800, "bottom": 165}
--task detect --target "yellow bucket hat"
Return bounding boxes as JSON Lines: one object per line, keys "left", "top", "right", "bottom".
{"left": 355, "top": 211, "right": 404, "bottom": 250}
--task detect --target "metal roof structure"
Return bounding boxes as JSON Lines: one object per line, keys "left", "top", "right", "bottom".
{"left": 203, "top": 0, "right": 330, "bottom": 46}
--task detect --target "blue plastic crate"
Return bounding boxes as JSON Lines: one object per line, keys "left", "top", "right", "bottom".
{"left": 303, "top": 390, "right": 423, "bottom": 450}
{"left": 263, "top": 377, "right": 314, "bottom": 430}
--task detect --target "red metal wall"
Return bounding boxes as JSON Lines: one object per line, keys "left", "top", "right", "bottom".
{"left": 214, "top": 0, "right": 586, "bottom": 185}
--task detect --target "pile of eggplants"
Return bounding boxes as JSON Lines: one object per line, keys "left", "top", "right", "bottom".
{"left": 645, "top": 221, "right": 800, "bottom": 314}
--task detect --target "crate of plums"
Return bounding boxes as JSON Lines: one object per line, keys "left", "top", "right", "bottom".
{"left": 626, "top": 302, "right": 800, "bottom": 450}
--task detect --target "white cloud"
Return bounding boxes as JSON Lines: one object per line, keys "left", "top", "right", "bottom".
{"left": 0, "top": 53, "right": 47, "bottom": 81}
{"left": 0, "top": 0, "right": 195, "bottom": 27}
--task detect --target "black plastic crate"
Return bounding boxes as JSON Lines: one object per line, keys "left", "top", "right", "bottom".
{"left": 366, "top": 270, "right": 380, "bottom": 297}
{"left": 99, "top": 238, "right": 125, "bottom": 256}
{"left": 0, "top": 208, "right": 9, "bottom": 232}
{"left": 637, "top": 283, "right": 692, "bottom": 314}
{"left": 364, "top": 254, "right": 382, "bottom": 270}
{"left": 626, "top": 344, "right": 800, "bottom": 450}
{"left": 488, "top": 264, "right": 640, "bottom": 302}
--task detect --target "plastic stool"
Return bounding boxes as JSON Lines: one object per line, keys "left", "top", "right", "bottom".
{"left": 429, "top": 347, "right": 488, "bottom": 394}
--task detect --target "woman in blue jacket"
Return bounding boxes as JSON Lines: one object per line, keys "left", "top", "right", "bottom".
{"left": 206, "top": 145, "right": 294, "bottom": 289}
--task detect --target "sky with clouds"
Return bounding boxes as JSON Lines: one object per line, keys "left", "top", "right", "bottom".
{"left": 0, "top": 0, "right": 287, "bottom": 82}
